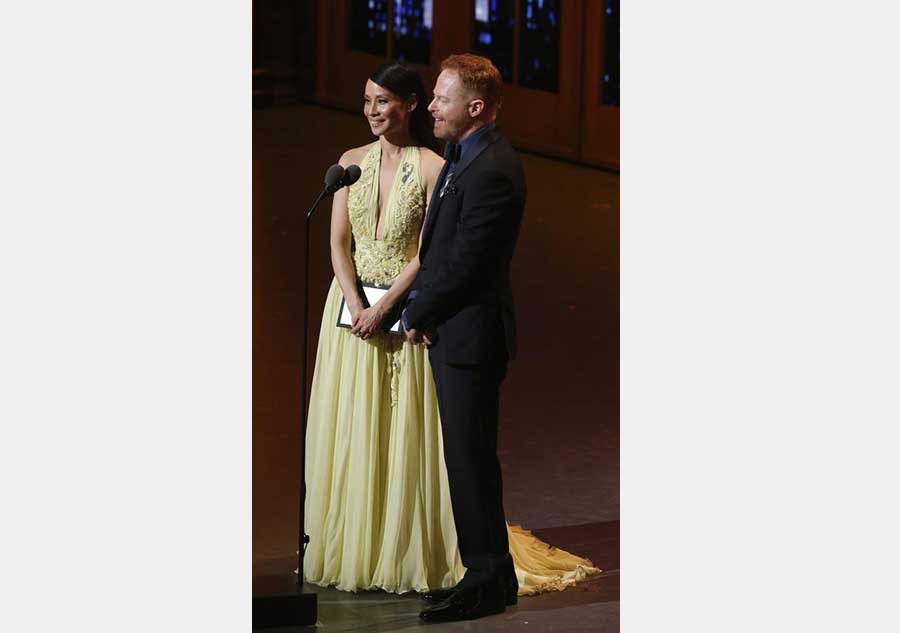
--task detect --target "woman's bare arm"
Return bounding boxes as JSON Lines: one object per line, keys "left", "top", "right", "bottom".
{"left": 330, "top": 147, "right": 368, "bottom": 324}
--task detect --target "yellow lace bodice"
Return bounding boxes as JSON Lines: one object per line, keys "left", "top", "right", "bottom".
{"left": 347, "top": 144, "right": 425, "bottom": 286}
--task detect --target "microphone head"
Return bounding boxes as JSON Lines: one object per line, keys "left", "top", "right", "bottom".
{"left": 342, "top": 164, "right": 362, "bottom": 187}
{"left": 324, "top": 164, "right": 345, "bottom": 191}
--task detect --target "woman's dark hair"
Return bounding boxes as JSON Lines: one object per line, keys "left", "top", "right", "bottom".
{"left": 369, "top": 62, "right": 440, "bottom": 153}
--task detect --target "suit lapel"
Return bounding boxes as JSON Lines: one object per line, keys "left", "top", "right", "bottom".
{"left": 449, "top": 126, "right": 500, "bottom": 182}
{"left": 420, "top": 159, "right": 451, "bottom": 249}
{"left": 420, "top": 127, "right": 503, "bottom": 253}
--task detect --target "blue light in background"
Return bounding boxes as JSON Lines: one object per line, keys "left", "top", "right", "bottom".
{"left": 475, "top": 0, "right": 489, "bottom": 23}
{"left": 393, "top": 0, "right": 432, "bottom": 63}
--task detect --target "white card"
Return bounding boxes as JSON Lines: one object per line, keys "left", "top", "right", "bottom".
{"left": 337, "top": 285, "right": 401, "bottom": 333}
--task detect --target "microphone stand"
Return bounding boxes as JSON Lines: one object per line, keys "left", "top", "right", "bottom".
{"left": 253, "top": 183, "right": 335, "bottom": 629}
{"left": 298, "top": 186, "right": 331, "bottom": 580}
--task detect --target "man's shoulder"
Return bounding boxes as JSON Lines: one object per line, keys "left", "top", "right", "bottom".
{"left": 471, "top": 135, "right": 523, "bottom": 183}
{"left": 482, "top": 129, "right": 521, "bottom": 161}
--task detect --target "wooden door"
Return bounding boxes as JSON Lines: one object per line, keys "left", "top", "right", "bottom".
{"left": 580, "top": 0, "right": 619, "bottom": 168}
{"left": 479, "top": 0, "right": 585, "bottom": 160}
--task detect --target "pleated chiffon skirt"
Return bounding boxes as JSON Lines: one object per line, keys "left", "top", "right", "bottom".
{"left": 303, "top": 278, "right": 463, "bottom": 593}
{"left": 303, "top": 278, "right": 600, "bottom": 595}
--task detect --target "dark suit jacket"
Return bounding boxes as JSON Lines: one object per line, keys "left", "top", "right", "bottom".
{"left": 404, "top": 125, "right": 526, "bottom": 364}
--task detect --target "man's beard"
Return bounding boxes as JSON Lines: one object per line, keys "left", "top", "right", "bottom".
{"left": 435, "top": 120, "right": 463, "bottom": 141}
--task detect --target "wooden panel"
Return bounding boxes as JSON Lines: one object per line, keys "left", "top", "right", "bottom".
{"left": 430, "top": 0, "right": 472, "bottom": 71}
{"left": 316, "top": 1, "right": 387, "bottom": 109}
{"left": 579, "top": 0, "right": 619, "bottom": 169}
{"left": 316, "top": 0, "right": 450, "bottom": 110}
{"left": 498, "top": 0, "right": 584, "bottom": 159}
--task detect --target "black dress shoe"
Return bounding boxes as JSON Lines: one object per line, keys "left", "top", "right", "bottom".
{"left": 422, "top": 587, "right": 455, "bottom": 604}
{"left": 423, "top": 574, "right": 518, "bottom": 606}
{"left": 419, "top": 582, "right": 506, "bottom": 623}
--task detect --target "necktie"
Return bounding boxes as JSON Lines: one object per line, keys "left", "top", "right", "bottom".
{"left": 439, "top": 142, "right": 460, "bottom": 198}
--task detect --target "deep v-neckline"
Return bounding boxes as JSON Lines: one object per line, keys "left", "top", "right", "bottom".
{"left": 372, "top": 144, "right": 408, "bottom": 242}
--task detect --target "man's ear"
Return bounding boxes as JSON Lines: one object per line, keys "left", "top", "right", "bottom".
{"left": 467, "top": 98, "right": 485, "bottom": 118}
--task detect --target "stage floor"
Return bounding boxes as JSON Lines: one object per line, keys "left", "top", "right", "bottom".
{"left": 253, "top": 103, "right": 619, "bottom": 632}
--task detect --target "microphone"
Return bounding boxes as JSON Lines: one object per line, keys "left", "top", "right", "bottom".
{"left": 310, "top": 164, "right": 361, "bottom": 219}
{"left": 322, "top": 163, "right": 360, "bottom": 194}
{"left": 341, "top": 164, "right": 361, "bottom": 188}
{"left": 323, "top": 164, "right": 345, "bottom": 194}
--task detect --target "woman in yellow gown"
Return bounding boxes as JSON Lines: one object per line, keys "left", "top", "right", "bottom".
{"left": 302, "top": 62, "right": 599, "bottom": 596}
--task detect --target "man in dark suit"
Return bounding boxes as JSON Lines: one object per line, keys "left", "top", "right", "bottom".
{"left": 402, "top": 54, "right": 526, "bottom": 623}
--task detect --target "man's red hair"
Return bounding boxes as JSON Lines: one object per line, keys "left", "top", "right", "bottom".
{"left": 440, "top": 54, "right": 503, "bottom": 111}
